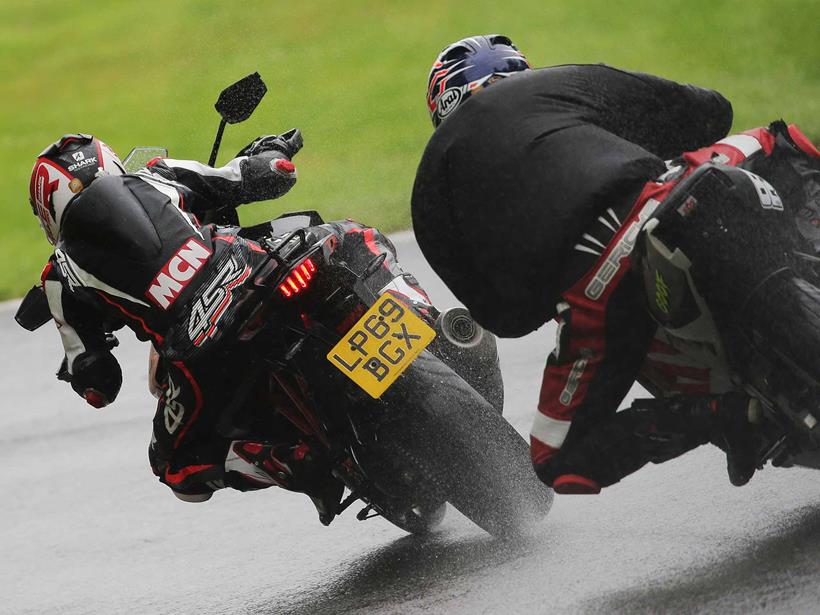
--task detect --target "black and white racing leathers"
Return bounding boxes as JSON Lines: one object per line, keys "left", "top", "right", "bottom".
{"left": 40, "top": 151, "right": 306, "bottom": 499}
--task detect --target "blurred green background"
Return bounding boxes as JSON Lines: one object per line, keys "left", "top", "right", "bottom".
{"left": 2, "top": 0, "right": 818, "bottom": 299}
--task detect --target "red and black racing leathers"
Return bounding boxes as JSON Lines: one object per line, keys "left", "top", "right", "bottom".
{"left": 412, "top": 64, "right": 820, "bottom": 493}
{"left": 531, "top": 122, "right": 820, "bottom": 492}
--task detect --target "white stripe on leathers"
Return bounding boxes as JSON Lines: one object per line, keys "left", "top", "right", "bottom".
{"left": 715, "top": 134, "right": 762, "bottom": 158}
{"left": 530, "top": 411, "right": 571, "bottom": 449}
{"left": 43, "top": 279, "right": 86, "bottom": 374}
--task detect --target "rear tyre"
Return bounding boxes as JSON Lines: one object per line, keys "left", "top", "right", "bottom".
{"left": 734, "top": 271, "right": 820, "bottom": 448}
{"left": 377, "top": 501, "right": 447, "bottom": 535}
{"left": 384, "top": 351, "right": 553, "bottom": 537}
{"left": 359, "top": 439, "right": 449, "bottom": 535}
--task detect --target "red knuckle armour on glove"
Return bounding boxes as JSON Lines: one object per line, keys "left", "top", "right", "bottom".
{"left": 273, "top": 158, "right": 296, "bottom": 174}
{"left": 82, "top": 389, "right": 109, "bottom": 409}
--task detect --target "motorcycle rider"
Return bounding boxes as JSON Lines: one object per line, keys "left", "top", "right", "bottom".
{"left": 30, "top": 132, "right": 413, "bottom": 522}
{"left": 412, "top": 35, "right": 820, "bottom": 493}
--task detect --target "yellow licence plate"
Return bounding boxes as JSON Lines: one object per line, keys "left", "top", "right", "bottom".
{"left": 327, "top": 293, "right": 436, "bottom": 398}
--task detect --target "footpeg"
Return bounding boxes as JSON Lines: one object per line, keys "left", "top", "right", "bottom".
{"left": 356, "top": 504, "right": 380, "bottom": 521}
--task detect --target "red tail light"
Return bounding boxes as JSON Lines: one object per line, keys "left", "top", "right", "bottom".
{"left": 279, "top": 257, "right": 317, "bottom": 298}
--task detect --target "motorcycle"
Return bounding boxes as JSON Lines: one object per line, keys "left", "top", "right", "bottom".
{"left": 16, "top": 72, "right": 552, "bottom": 537}
{"left": 636, "top": 160, "right": 820, "bottom": 475}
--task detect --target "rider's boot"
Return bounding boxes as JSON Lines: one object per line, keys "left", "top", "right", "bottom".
{"left": 537, "top": 393, "right": 766, "bottom": 493}
{"left": 633, "top": 393, "right": 764, "bottom": 487}
{"left": 708, "top": 394, "right": 764, "bottom": 487}
{"left": 226, "top": 440, "right": 344, "bottom": 524}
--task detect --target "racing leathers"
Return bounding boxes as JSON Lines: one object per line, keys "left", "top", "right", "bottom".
{"left": 41, "top": 145, "right": 433, "bottom": 509}
{"left": 412, "top": 64, "right": 733, "bottom": 337}
{"left": 411, "top": 64, "right": 820, "bottom": 493}
{"left": 39, "top": 146, "right": 322, "bottom": 502}
{"left": 532, "top": 121, "right": 820, "bottom": 493}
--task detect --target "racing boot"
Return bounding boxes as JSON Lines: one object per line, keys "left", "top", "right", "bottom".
{"left": 580, "top": 393, "right": 764, "bottom": 489}
{"left": 709, "top": 393, "right": 764, "bottom": 487}
{"left": 226, "top": 440, "right": 344, "bottom": 524}
{"left": 540, "top": 393, "right": 766, "bottom": 492}
{"left": 631, "top": 393, "right": 764, "bottom": 486}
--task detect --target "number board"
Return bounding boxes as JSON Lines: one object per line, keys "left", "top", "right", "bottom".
{"left": 327, "top": 294, "right": 436, "bottom": 398}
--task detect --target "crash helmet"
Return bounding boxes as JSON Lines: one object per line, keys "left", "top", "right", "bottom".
{"left": 426, "top": 34, "right": 530, "bottom": 127}
{"left": 29, "top": 133, "right": 125, "bottom": 245}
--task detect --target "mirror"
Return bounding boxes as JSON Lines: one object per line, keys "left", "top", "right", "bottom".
{"left": 214, "top": 72, "right": 267, "bottom": 124}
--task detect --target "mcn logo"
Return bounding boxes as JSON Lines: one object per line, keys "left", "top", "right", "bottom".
{"left": 147, "top": 238, "right": 212, "bottom": 309}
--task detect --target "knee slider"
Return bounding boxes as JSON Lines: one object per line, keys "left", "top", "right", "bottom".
{"left": 173, "top": 491, "right": 213, "bottom": 503}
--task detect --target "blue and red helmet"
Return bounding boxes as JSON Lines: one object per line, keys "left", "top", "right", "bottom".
{"left": 427, "top": 34, "right": 530, "bottom": 127}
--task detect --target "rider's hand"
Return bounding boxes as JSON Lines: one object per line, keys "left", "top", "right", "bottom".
{"left": 236, "top": 129, "right": 303, "bottom": 159}
{"left": 68, "top": 350, "right": 123, "bottom": 408}
{"left": 239, "top": 150, "right": 297, "bottom": 201}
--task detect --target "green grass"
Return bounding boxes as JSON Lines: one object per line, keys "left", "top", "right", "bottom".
{"left": 2, "top": 0, "right": 818, "bottom": 299}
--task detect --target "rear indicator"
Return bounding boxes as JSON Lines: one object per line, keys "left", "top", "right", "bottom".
{"left": 279, "top": 258, "right": 317, "bottom": 298}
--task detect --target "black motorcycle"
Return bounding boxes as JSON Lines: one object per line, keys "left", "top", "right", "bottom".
{"left": 17, "top": 72, "right": 552, "bottom": 537}
{"left": 207, "top": 213, "right": 551, "bottom": 535}
{"left": 637, "top": 159, "right": 820, "bottom": 474}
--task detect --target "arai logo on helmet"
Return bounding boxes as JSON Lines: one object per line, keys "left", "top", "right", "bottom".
{"left": 437, "top": 87, "right": 463, "bottom": 118}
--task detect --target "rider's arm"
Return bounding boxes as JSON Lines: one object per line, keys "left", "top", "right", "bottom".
{"left": 41, "top": 258, "right": 122, "bottom": 407}
{"left": 144, "top": 152, "right": 296, "bottom": 218}
{"left": 580, "top": 65, "right": 734, "bottom": 160}
{"left": 530, "top": 268, "right": 656, "bottom": 493}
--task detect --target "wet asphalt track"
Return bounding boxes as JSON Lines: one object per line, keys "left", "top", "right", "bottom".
{"left": 3, "top": 232, "right": 820, "bottom": 614}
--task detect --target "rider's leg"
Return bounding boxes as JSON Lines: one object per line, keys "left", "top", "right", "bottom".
{"left": 149, "top": 359, "right": 343, "bottom": 521}
{"left": 542, "top": 393, "right": 766, "bottom": 492}
{"left": 225, "top": 440, "right": 343, "bottom": 525}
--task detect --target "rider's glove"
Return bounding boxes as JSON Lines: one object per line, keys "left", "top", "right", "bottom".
{"left": 239, "top": 150, "right": 298, "bottom": 201}
{"left": 66, "top": 350, "right": 123, "bottom": 408}
{"left": 236, "top": 129, "right": 303, "bottom": 159}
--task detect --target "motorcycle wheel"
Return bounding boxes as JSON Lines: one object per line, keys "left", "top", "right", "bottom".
{"left": 382, "top": 350, "right": 553, "bottom": 538}
{"left": 377, "top": 500, "right": 447, "bottom": 535}
{"left": 743, "top": 272, "right": 820, "bottom": 385}
{"left": 359, "top": 439, "right": 449, "bottom": 535}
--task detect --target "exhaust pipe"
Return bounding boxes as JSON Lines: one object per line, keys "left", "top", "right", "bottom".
{"left": 437, "top": 307, "right": 484, "bottom": 348}
{"left": 433, "top": 307, "right": 503, "bottom": 413}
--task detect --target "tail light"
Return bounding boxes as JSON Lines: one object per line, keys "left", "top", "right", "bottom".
{"left": 279, "top": 257, "right": 317, "bottom": 299}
